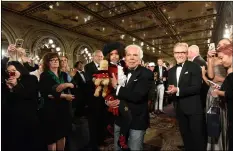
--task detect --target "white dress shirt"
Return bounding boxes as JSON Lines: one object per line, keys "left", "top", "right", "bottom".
{"left": 159, "top": 66, "right": 163, "bottom": 78}
{"left": 116, "top": 73, "right": 131, "bottom": 96}
{"left": 176, "top": 63, "right": 184, "bottom": 96}
{"left": 94, "top": 62, "right": 100, "bottom": 70}
{"left": 78, "top": 70, "right": 86, "bottom": 83}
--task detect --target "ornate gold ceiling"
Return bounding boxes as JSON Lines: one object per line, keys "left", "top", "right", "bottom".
{"left": 2, "top": 1, "right": 221, "bottom": 58}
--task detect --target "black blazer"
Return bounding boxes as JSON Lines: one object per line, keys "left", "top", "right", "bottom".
{"left": 115, "top": 66, "right": 154, "bottom": 130}
{"left": 154, "top": 65, "right": 168, "bottom": 85}
{"left": 193, "top": 55, "right": 209, "bottom": 108}
{"left": 84, "top": 61, "right": 98, "bottom": 82}
{"left": 193, "top": 55, "right": 207, "bottom": 69}
{"left": 168, "top": 61, "right": 203, "bottom": 115}
{"left": 84, "top": 61, "right": 105, "bottom": 110}
{"left": 71, "top": 71, "right": 89, "bottom": 107}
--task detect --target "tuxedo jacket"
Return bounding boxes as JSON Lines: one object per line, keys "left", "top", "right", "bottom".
{"left": 154, "top": 65, "right": 168, "bottom": 85}
{"left": 168, "top": 61, "right": 203, "bottom": 115}
{"left": 71, "top": 71, "right": 89, "bottom": 106}
{"left": 193, "top": 55, "right": 209, "bottom": 108}
{"left": 193, "top": 55, "right": 207, "bottom": 69}
{"left": 115, "top": 66, "right": 154, "bottom": 130}
{"left": 84, "top": 61, "right": 105, "bottom": 110}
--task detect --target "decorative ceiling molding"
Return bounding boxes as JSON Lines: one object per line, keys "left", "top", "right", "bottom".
{"left": 70, "top": 1, "right": 172, "bottom": 57}
{"left": 146, "top": 28, "right": 214, "bottom": 40}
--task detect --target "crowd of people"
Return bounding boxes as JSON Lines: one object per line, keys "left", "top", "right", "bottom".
{"left": 1, "top": 38, "right": 232, "bottom": 151}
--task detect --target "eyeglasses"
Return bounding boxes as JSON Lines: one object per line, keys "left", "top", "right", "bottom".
{"left": 173, "top": 51, "right": 187, "bottom": 55}
{"left": 50, "top": 59, "right": 59, "bottom": 62}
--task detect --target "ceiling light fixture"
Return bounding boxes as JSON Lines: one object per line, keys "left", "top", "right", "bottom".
{"left": 49, "top": 39, "right": 53, "bottom": 44}
{"left": 49, "top": 5, "right": 53, "bottom": 9}
{"left": 140, "top": 42, "right": 144, "bottom": 46}
{"left": 51, "top": 44, "right": 56, "bottom": 48}
{"left": 56, "top": 47, "right": 61, "bottom": 51}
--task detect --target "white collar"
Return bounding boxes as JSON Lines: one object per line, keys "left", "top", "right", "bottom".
{"left": 94, "top": 61, "right": 99, "bottom": 68}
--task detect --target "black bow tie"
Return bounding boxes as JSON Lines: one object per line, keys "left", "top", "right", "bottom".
{"left": 128, "top": 69, "right": 135, "bottom": 74}
{"left": 176, "top": 63, "right": 183, "bottom": 67}
{"left": 80, "top": 71, "right": 84, "bottom": 74}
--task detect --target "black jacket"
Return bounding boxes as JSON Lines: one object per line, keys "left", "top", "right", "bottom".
{"left": 115, "top": 66, "right": 154, "bottom": 130}
{"left": 168, "top": 61, "right": 203, "bottom": 114}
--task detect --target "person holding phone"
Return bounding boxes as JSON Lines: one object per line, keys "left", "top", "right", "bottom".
{"left": 2, "top": 61, "right": 44, "bottom": 151}
{"left": 2, "top": 44, "right": 39, "bottom": 72}
{"left": 204, "top": 39, "right": 231, "bottom": 150}
{"left": 211, "top": 43, "right": 233, "bottom": 151}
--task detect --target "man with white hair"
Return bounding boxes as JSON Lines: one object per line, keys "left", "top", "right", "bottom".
{"left": 188, "top": 45, "right": 208, "bottom": 110}
{"left": 167, "top": 43, "right": 205, "bottom": 151}
{"left": 188, "top": 45, "right": 206, "bottom": 67}
{"left": 84, "top": 50, "right": 106, "bottom": 150}
{"left": 109, "top": 44, "right": 154, "bottom": 151}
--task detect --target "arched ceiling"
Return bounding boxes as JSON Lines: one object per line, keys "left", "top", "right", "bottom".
{"left": 2, "top": 1, "right": 222, "bottom": 58}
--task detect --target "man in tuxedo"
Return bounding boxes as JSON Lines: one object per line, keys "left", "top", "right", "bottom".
{"left": 188, "top": 45, "right": 208, "bottom": 110}
{"left": 154, "top": 58, "right": 168, "bottom": 114}
{"left": 109, "top": 44, "right": 154, "bottom": 150}
{"left": 72, "top": 61, "right": 88, "bottom": 117}
{"left": 84, "top": 50, "right": 106, "bottom": 149}
{"left": 167, "top": 43, "right": 205, "bottom": 150}
{"left": 188, "top": 45, "right": 207, "bottom": 68}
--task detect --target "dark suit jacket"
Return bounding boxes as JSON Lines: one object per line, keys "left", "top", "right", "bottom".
{"left": 168, "top": 61, "right": 203, "bottom": 115}
{"left": 84, "top": 61, "right": 105, "bottom": 110}
{"left": 115, "top": 66, "right": 154, "bottom": 130}
{"left": 193, "top": 55, "right": 209, "bottom": 108}
{"left": 154, "top": 65, "right": 168, "bottom": 86}
{"left": 71, "top": 71, "right": 89, "bottom": 116}
{"left": 193, "top": 56, "right": 207, "bottom": 69}
{"left": 84, "top": 61, "right": 98, "bottom": 83}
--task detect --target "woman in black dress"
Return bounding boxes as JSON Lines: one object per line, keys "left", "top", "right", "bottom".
{"left": 39, "top": 52, "right": 76, "bottom": 151}
{"left": 212, "top": 43, "right": 233, "bottom": 150}
{"left": 3, "top": 61, "right": 42, "bottom": 151}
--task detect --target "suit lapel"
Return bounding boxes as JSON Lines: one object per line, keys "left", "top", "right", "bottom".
{"left": 91, "top": 62, "right": 98, "bottom": 72}
{"left": 178, "top": 61, "right": 188, "bottom": 86}
{"left": 173, "top": 68, "right": 178, "bottom": 87}
{"left": 126, "top": 66, "right": 141, "bottom": 87}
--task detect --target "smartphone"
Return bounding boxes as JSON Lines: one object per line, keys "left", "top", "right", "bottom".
{"left": 6, "top": 71, "right": 15, "bottom": 79}
{"left": 208, "top": 43, "right": 215, "bottom": 51}
{"left": 9, "top": 72, "right": 16, "bottom": 77}
{"left": 207, "top": 80, "right": 220, "bottom": 89}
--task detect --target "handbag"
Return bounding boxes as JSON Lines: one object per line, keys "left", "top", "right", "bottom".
{"left": 206, "top": 102, "right": 221, "bottom": 138}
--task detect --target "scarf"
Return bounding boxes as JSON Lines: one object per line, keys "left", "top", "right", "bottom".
{"left": 47, "top": 70, "right": 64, "bottom": 84}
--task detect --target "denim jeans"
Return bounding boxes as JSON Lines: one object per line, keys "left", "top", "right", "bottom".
{"left": 114, "top": 124, "right": 146, "bottom": 151}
